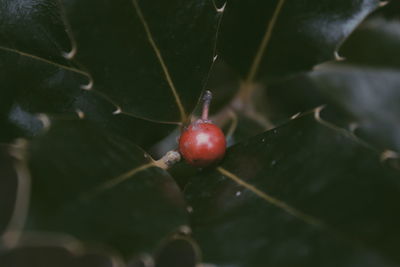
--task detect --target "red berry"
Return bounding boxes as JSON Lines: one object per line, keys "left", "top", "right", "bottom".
{"left": 179, "top": 120, "right": 226, "bottom": 167}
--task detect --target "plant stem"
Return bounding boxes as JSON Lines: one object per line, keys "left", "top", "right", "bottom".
{"left": 202, "top": 90, "right": 212, "bottom": 121}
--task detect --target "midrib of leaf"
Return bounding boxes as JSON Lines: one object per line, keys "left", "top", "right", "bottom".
{"left": 131, "top": 0, "right": 188, "bottom": 124}
{"left": 83, "top": 162, "right": 155, "bottom": 199}
{"left": 216, "top": 166, "right": 325, "bottom": 227}
{"left": 0, "top": 46, "right": 88, "bottom": 78}
{"left": 245, "top": 0, "right": 286, "bottom": 84}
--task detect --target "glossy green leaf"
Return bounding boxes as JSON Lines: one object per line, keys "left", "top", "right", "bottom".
{"left": 0, "top": 0, "right": 79, "bottom": 141}
{"left": 185, "top": 113, "right": 400, "bottom": 266}
{"left": 218, "top": 0, "right": 380, "bottom": 79}
{"left": 268, "top": 62, "right": 400, "bottom": 151}
{"left": 27, "top": 119, "right": 188, "bottom": 257}
{"left": 307, "top": 65, "right": 400, "bottom": 152}
{"left": 74, "top": 90, "right": 176, "bottom": 149}
{"left": 0, "top": 0, "right": 73, "bottom": 65}
{"left": 0, "top": 48, "right": 87, "bottom": 139}
{"left": 0, "top": 47, "right": 173, "bottom": 146}
{"left": 61, "top": 0, "right": 222, "bottom": 123}
{"left": 266, "top": 16, "right": 400, "bottom": 151}
{"left": 0, "top": 50, "right": 87, "bottom": 114}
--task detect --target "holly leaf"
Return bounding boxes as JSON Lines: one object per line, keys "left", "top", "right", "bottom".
{"left": 218, "top": 0, "right": 380, "bottom": 80}
{"left": 74, "top": 90, "right": 176, "bottom": 149}
{"left": 26, "top": 119, "right": 188, "bottom": 257}
{"left": 0, "top": 48, "right": 173, "bottom": 147}
{"left": 266, "top": 17, "right": 400, "bottom": 152}
{"left": 185, "top": 113, "right": 400, "bottom": 266}
{"left": 61, "top": 0, "right": 222, "bottom": 123}
{"left": 307, "top": 65, "right": 400, "bottom": 152}
{"left": 0, "top": 50, "right": 88, "bottom": 115}
{"left": 0, "top": 47, "right": 87, "bottom": 139}
{"left": 0, "top": 0, "right": 73, "bottom": 65}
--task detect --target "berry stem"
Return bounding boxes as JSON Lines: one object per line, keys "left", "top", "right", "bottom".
{"left": 202, "top": 90, "right": 212, "bottom": 121}
{"left": 154, "top": 150, "right": 181, "bottom": 170}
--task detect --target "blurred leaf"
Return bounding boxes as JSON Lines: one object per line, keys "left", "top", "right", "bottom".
{"left": 5, "top": 105, "right": 45, "bottom": 139}
{"left": 0, "top": 142, "right": 29, "bottom": 246}
{"left": 0, "top": 0, "right": 73, "bottom": 65}
{"left": 0, "top": 145, "right": 19, "bottom": 236}
{"left": 185, "top": 113, "right": 400, "bottom": 266}
{"left": 0, "top": 239, "right": 117, "bottom": 267}
{"left": 61, "top": 0, "right": 222, "bottom": 123}
{"left": 155, "top": 237, "right": 199, "bottom": 267}
{"left": 223, "top": 111, "right": 267, "bottom": 147}
{"left": 376, "top": 0, "right": 400, "bottom": 19}
{"left": 27, "top": 119, "right": 188, "bottom": 257}
{"left": 206, "top": 58, "right": 240, "bottom": 113}
{"left": 218, "top": 0, "right": 380, "bottom": 79}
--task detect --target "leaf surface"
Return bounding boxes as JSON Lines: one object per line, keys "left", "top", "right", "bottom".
{"left": 0, "top": 0, "right": 73, "bottom": 65}
{"left": 27, "top": 119, "right": 188, "bottom": 257}
{"left": 61, "top": 0, "right": 221, "bottom": 123}
{"left": 218, "top": 0, "right": 380, "bottom": 80}
{"left": 185, "top": 113, "right": 400, "bottom": 266}
{"left": 340, "top": 18, "right": 400, "bottom": 69}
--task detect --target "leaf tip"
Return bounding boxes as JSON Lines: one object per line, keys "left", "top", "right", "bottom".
{"left": 62, "top": 46, "right": 77, "bottom": 60}
{"left": 36, "top": 113, "right": 52, "bottom": 131}
{"left": 213, "top": 1, "right": 227, "bottom": 13}
{"left": 80, "top": 79, "right": 93, "bottom": 90}
{"left": 380, "top": 150, "right": 399, "bottom": 162}
{"left": 112, "top": 107, "right": 122, "bottom": 115}
{"left": 75, "top": 109, "right": 85, "bottom": 119}
{"left": 290, "top": 112, "right": 301, "bottom": 120}
{"left": 177, "top": 225, "right": 192, "bottom": 235}
{"left": 348, "top": 122, "right": 359, "bottom": 133}
{"left": 213, "top": 54, "right": 218, "bottom": 62}
{"left": 379, "top": 1, "right": 389, "bottom": 7}
{"left": 334, "top": 51, "right": 346, "bottom": 61}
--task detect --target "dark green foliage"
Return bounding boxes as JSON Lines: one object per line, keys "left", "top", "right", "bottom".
{"left": 186, "top": 113, "right": 400, "bottom": 266}
{"left": 61, "top": 0, "right": 221, "bottom": 122}
{"left": 1, "top": 0, "right": 399, "bottom": 266}
{"left": 27, "top": 119, "right": 188, "bottom": 257}
{"left": 217, "top": 0, "right": 380, "bottom": 78}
